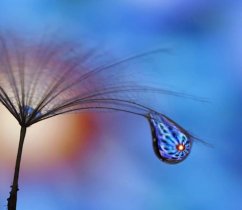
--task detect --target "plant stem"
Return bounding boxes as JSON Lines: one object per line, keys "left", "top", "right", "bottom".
{"left": 7, "top": 126, "right": 27, "bottom": 210}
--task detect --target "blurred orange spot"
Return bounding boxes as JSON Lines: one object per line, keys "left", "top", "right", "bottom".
{"left": 0, "top": 105, "right": 95, "bottom": 170}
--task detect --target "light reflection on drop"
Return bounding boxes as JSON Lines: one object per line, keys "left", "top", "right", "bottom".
{"left": 148, "top": 112, "right": 192, "bottom": 164}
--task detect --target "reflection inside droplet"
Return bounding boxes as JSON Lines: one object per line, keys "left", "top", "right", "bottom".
{"left": 176, "top": 144, "right": 185, "bottom": 151}
{"left": 148, "top": 112, "right": 192, "bottom": 164}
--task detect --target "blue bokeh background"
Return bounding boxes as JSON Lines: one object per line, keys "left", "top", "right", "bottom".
{"left": 0, "top": 0, "right": 241, "bottom": 210}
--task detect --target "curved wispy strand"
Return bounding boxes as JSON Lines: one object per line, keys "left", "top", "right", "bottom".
{"left": 0, "top": 33, "right": 207, "bottom": 210}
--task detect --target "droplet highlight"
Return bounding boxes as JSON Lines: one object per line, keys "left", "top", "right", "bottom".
{"left": 148, "top": 112, "right": 192, "bottom": 164}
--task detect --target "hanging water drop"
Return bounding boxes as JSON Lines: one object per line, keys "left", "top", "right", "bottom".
{"left": 148, "top": 112, "right": 192, "bottom": 164}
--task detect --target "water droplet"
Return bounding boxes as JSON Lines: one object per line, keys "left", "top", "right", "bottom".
{"left": 148, "top": 112, "right": 192, "bottom": 164}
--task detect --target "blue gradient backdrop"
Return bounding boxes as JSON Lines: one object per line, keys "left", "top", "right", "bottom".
{"left": 0, "top": 0, "right": 241, "bottom": 210}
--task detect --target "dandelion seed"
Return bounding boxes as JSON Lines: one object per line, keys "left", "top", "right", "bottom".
{"left": 0, "top": 33, "right": 206, "bottom": 210}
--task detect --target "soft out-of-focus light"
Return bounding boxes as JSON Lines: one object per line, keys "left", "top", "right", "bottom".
{"left": 122, "top": 0, "right": 190, "bottom": 10}
{"left": 0, "top": 105, "right": 94, "bottom": 170}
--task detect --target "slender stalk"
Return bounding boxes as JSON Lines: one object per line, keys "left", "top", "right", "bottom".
{"left": 7, "top": 126, "right": 27, "bottom": 210}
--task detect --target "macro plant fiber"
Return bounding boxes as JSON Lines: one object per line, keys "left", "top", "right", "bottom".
{"left": 0, "top": 33, "right": 203, "bottom": 210}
